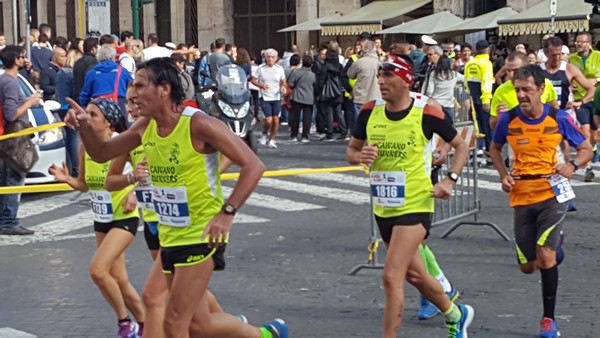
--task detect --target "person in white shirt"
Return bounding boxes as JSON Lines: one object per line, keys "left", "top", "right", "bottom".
{"left": 142, "top": 33, "right": 171, "bottom": 61}
{"left": 118, "top": 39, "right": 137, "bottom": 77}
{"left": 250, "top": 48, "right": 287, "bottom": 149}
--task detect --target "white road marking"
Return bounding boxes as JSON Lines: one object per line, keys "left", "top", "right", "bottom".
{"left": 0, "top": 327, "right": 36, "bottom": 337}
{"left": 222, "top": 186, "right": 323, "bottom": 211}
{"left": 259, "top": 178, "right": 370, "bottom": 205}
{"left": 18, "top": 191, "right": 88, "bottom": 218}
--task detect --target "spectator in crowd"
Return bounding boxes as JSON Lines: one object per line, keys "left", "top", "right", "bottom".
{"left": 527, "top": 51, "right": 538, "bottom": 65}
{"left": 248, "top": 53, "right": 261, "bottom": 120}
{"left": 118, "top": 39, "right": 138, "bottom": 77}
{"left": 251, "top": 48, "right": 287, "bottom": 149}
{"left": 143, "top": 33, "right": 171, "bottom": 61}
{"left": 374, "top": 36, "right": 387, "bottom": 61}
{"left": 70, "top": 37, "right": 84, "bottom": 53}
{"left": 235, "top": 47, "right": 253, "bottom": 79}
{"left": 132, "top": 39, "right": 144, "bottom": 66}
{"left": 31, "top": 34, "right": 52, "bottom": 72}
{"left": 209, "top": 38, "right": 232, "bottom": 83}
{"left": 561, "top": 45, "right": 570, "bottom": 62}
{"left": 117, "top": 30, "right": 134, "bottom": 56}
{"left": 279, "top": 44, "right": 300, "bottom": 69}
{"left": 54, "top": 36, "right": 69, "bottom": 50}
{"left": 56, "top": 48, "right": 83, "bottom": 176}
{"left": 40, "top": 47, "right": 67, "bottom": 100}
{"left": 171, "top": 53, "right": 195, "bottom": 101}
{"left": 421, "top": 45, "right": 443, "bottom": 94}
{"left": 348, "top": 40, "right": 381, "bottom": 115}
{"left": 424, "top": 53, "right": 464, "bottom": 122}
{"left": 390, "top": 42, "right": 411, "bottom": 56}
{"left": 29, "top": 28, "right": 40, "bottom": 46}
{"left": 312, "top": 46, "right": 329, "bottom": 136}
{"left": 79, "top": 44, "right": 133, "bottom": 123}
{"left": 73, "top": 37, "right": 99, "bottom": 105}
{"left": 453, "top": 43, "right": 472, "bottom": 74}
{"left": 18, "top": 52, "right": 35, "bottom": 86}
{"left": 225, "top": 43, "right": 237, "bottom": 63}
{"left": 536, "top": 34, "right": 551, "bottom": 63}
{"left": 38, "top": 23, "right": 52, "bottom": 43}
{"left": 341, "top": 38, "right": 366, "bottom": 135}
{"left": 316, "top": 47, "right": 348, "bottom": 141}
{"left": 0, "top": 45, "right": 42, "bottom": 235}
{"left": 464, "top": 39, "right": 494, "bottom": 164}
{"left": 99, "top": 34, "right": 116, "bottom": 47}
{"left": 0, "top": 32, "right": 5, "bottom": 51}
{"left": 287, "top": 55, "right": 316, "bottom": 143}
{"left": 409, "top": 39, "right": 427, "bottom": 81}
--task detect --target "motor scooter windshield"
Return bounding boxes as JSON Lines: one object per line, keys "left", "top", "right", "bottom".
{"left": 215, "top": 65, "right": 251, "bottom": 105}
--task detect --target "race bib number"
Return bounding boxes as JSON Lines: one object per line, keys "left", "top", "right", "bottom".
{"left": 370, "top": 171, "right": 406, "bottom": 207}
{"left": 152, "top": 187, "right": 191, "bottom": 227}
{"left": 549, "top": 174, "right": 575, "bottom": 203}
{"left": 90, "top": 190, "right": 114, "bottom": 223}
{"left": 135, "top": 187, "right": 155, "bottom": 211}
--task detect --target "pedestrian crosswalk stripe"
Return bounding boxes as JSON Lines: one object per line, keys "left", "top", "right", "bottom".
{"left": 222, "top": 186, "right": 324, "bottom": 211}
{"left": 259, "top": 177, "right": 370, "bottom": 205}
{"left": 0, "top": 328, "right": 36, "bottom": 338}
{"left": 18, "top": 191, "right": 87, "bottom": 218}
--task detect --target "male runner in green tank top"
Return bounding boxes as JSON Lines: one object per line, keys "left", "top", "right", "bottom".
{"left": 65, "top": 57, "right": 287, "bottom": 338}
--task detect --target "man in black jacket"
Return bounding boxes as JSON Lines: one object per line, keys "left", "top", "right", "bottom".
{"left": 40, "top": 47, "right": 66, "bottom": 100}
{"left": 72, "top": 37, "right": 98, "bottom": 105}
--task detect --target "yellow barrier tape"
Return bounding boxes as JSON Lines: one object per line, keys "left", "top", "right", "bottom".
{"left": 368, "top": 239, "right": 380, "bottom": 263}
{"left": 0, "top": 122, "right": 67, "bottom": 141}
{"left": 0, "top": 165, "right": 365, "bottom": 194}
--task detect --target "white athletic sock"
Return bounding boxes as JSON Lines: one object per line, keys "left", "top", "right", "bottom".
{"left": 436, "top": 273, "right": 452, "bottom": 293}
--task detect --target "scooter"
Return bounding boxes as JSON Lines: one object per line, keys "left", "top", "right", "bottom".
{"left": 197, "top": 65, "right": 257, "bottom": 153}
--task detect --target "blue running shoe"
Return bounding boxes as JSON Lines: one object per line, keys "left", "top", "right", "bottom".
{"left": 446, "top": 304, "right": 474, "bottom": 338}
{"left": 556, "top": 231, "right": 565, "bottom": 266}
{"left": 264, "top": 318, "right": 288, "bottom": 338}
{"left": 418, "top": 295, "right": 440, "bottom": 320}
{"left": 566, "top": 200, "right": 577, "bottom": 212}
{"left": 447, "top": 286, "right": 461, "bottom": 302}
{"left": 592, "top": 149, "right": 600, "bottom": 163}
{"left": 540, "top": 317, "right": 559, "bottom": 338}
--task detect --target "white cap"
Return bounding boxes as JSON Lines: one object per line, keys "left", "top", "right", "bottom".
{"left": 165, "top": 42, "right": 177, "bottom": 50}
{"left": 562, "top": 45, "right": 570, "bottom": 54}
{"left": 421, "top": 35, "right": 437, "bottom": 45}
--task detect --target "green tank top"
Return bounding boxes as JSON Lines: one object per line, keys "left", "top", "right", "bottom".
{"left": 142, "top": 107, "right": 224, "bottom": 247}
{"left": 84, "top": 153, "right": 138, "bottom": 223}
{"left": 366, "top": 96, "right": 434, "bottom": 218}
{"left": 130, "top": 145, "right": 159, "bottom": 223}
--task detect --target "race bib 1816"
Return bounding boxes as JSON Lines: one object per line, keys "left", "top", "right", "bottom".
{"left": 370, "top": 171, "right": 406, "bottom": 207}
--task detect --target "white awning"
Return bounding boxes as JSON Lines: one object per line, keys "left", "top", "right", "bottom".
{"left": 277, "top": 13, "right": 342, "bottom": 33}
{"left": 379, "top": 11, "right": 464, "bottom": 35}
{"left": 497, "top": 0, "right": 592, "bottom": 36}
{"left": 433, "top": 7, "right": 519, "bottom": 36}
{"left": 320, "top": 0, "right": 431, "bottom": 36}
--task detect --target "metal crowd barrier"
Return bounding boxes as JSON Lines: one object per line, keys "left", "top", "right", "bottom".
{"left": 348, "top": 120, "right": 509, "bottom": 276}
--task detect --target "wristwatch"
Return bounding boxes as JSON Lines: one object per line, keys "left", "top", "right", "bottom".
{"left": 569, "top": 160, "right": 580, "bottom": 171}
{"left": 222, "top": 203, "right": 237, "bottom": 215}
{"left": 446, "top": 171, "right": 459, "bottom": 182}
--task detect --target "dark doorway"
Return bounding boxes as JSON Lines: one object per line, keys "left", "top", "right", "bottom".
{"left": 233, "top": 0, "right": 296, "bottom": 58}
{"left": 155, "top": 0, "right": 171, "bottom": 45}
{"left": 110, "top": 0, "right": 120, "bottom": 35}
{"left": 465, "top": 0, "right": 507, "bottom": 17}
{"left": 66, "top": 0, "right": 76, "bottom": 39}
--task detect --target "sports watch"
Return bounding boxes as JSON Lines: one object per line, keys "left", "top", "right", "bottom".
{"left": 222, "top": 203, "right": 237, "bottom": 215}
{"left": 446, "top": 171, "right": 459, "bottom": 182}
{"left": 569, "top": 160, "right": 580, "bottom": 171}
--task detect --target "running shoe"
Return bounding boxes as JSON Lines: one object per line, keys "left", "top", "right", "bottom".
{"left": 447, "top": 286, "right": 461, "bottom": 302}
{"left": 566, "top": 200, "right": 577, "bottom": 212}
{"left": 264, "top": 318, "right": 288, "bottom": 338}
{"left": 300, "top": 137, "right": 310, "bottom": 143}
{"left": 418, "top": 296, "right": 439, "bottom": 320}
{"left": 592, "top": 148, "right": 600, "bottom": 163}
{"left": 117, "top": 320, "right": 139, "bottom": 338}
{"left": 540, "top": 317, "right": 559, "bottom": 338}
{"left": 259, "top": 133, "right": 268, "bottom": 146}
{"left": 236, "top": 314, "right": 248, "bottom": 324}
{"left": 556, "top": 231, "right": 565, "bottom": 266}
{"left": 268, "top": 139, "right": 278, "bottom": 149}
{"left": 446, "top": 304, "right": 474, "bottom": 338}
{"left": 584, "top": 167, "right": 595, "bottom": 182}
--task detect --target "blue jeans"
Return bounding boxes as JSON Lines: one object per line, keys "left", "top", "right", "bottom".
{"left": 0, "top": 158, "right": 25, "bottom": 229}
{"left": 58, "top": 108, "right": 80, "bottom": 176}
{"left": 473, "top": 103, "right": 491, "bottom": 152}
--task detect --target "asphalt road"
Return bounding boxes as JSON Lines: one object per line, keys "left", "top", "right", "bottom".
{"left": 0, "top": 130, "right": 599, "bottom": 338}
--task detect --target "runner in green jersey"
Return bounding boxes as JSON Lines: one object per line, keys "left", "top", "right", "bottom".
{"left": 49, "top": 98, "right": 145, "bottom": 338}
{"left": 65, "top": 58, "right": 287, "bottom": 338}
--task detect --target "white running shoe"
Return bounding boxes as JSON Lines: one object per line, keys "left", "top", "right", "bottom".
{"left": 259, "top": 133, "right": 268, "bottom": 146}
{"left": 268, "top": 139, "right": 278, "bottom": 149}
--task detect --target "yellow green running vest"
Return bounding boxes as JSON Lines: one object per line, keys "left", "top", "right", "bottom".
{"left": 84, "top": 153, "right": 137, "bottom": 223}
{"left": 142, "top": 107, "right": 223, "bottom": 247}
{"left": 367, "top": 96, "right": 434, "bottom": 218}
{"left": 130, "top": 145, "right": 159, "bottom": 223}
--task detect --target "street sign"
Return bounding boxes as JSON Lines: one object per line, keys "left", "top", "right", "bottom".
{"left": 550, "top": 0, "right": 558, "bottom": 16}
